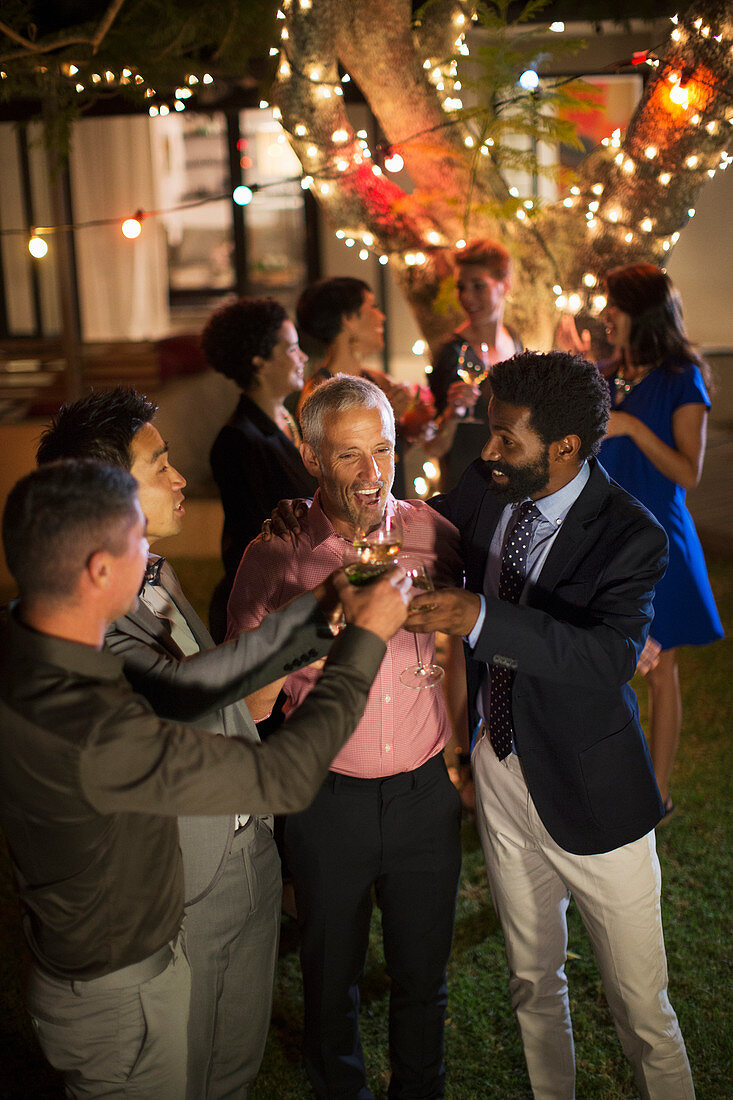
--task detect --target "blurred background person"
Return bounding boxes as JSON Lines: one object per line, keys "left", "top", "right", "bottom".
{"left": 426, "top": 239, "right": 522, "bottom": 490}
{"left": 561, "top": 262, "right": 723, "bottom": 816}
{"left": 203, "top": 297, "right": 318, "bottom": 641}
{"left": 296, "top": 276, "right": 434, "bottom": 497}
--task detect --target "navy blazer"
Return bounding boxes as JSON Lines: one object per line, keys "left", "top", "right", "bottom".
{"left": 432, "top": 457, "right": 668, "bottom": 855}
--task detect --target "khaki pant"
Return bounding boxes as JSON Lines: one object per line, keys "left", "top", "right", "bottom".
{"left": 472, "top": 734, "right": 695, "bottom": 1100}
{"left": 27, "top": 934, "right": 191, "bottom": 1099}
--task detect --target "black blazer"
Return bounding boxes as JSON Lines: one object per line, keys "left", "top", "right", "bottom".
{"left": 432, "top": 458, "right": 668, "bottom": 855}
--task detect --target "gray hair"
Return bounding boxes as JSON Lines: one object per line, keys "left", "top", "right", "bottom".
{"left": 300, "top": 374, "right": 395, "bottom": 455}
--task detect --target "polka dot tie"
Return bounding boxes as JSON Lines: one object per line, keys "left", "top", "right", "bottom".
{"left": 488, "top": 500, "right": 540, "bottom": 760}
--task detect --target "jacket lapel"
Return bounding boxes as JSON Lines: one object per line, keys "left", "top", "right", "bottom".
{"left": 532, "top": 459, "right": 609, "bottom": 593}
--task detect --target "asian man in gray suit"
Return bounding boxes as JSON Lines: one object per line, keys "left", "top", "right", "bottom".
{"left": 36, "top": 387, "right": 345, "bottom": 1099}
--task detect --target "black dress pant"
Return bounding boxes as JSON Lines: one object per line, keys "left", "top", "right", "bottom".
{"left": 284, "top": 753, "right": 462, "bottom": 1100}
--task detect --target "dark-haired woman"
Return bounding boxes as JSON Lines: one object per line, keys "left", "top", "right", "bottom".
{"left": 203, "top": 297, "right": 317, "bottom": 640}
{"left": 296, "top": 276, "right": 435, "bottom": 497}
{"left": 568, "top": 262, "right": 723, "bottom": 815}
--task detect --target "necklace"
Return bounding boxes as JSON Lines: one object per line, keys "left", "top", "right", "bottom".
{"left": 277, "top": 406, "right": 302, "bottom": 446}
{"left": 613, "top": 364, "right": 655, "bottom": 401}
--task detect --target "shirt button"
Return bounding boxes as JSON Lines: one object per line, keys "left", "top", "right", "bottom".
{"left": 385, "top": 744, "right": 392, "bottom": 752}
{"left": 384, "top": 694, "right": 391, "bottom": 703}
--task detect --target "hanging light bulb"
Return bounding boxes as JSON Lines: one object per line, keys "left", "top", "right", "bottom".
{"left": 28, "top": 234, "right": 49, "bottom": 258}
{"left": 121, "top": 217, "right": 142, "bottom": 239}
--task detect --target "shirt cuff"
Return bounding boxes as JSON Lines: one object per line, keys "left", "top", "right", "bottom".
{"left": 466, "top": 594, "right": 486, "bottom": 649}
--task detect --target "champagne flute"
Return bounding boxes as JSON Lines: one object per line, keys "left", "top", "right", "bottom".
{"left": 398, "top": 556, "right": 444, "bottom": 688}
{"left": 345, "top": 511, "right": 403, "bottom": 586}
{"left": 456, "top": 342, "right": 490, "bottom": 424}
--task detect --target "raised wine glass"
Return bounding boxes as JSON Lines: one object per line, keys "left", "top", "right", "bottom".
{"left": 398, "top": 556, "right": 444, "bottom": 688}
{"left": 345, "top": 511, "right": 403, "bottom": 586}
{"left": 456, "top": 342, "right": 490, "bottom": 424}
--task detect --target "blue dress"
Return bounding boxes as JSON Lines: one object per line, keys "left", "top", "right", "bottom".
{"left": 599, "top": 360, "right": 724, "bottom": 650}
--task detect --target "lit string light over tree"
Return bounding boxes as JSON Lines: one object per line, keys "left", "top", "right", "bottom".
{"left": 272, "top": 0, "right": 732, "bottom": 350}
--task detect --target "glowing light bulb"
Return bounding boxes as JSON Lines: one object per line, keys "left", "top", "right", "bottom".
{"left": 28, "top": 235, "right": 48, "bottom": 258}
{"left": 549, "top": 21, "right": 564, "bottom": 32}
{"left": 640, "top": 218, "right": 652, "bottom": 232}
{"left": 669, "top": 83, "right": 689, "bottom": 107}
{"left": 426, "top": 231, "right": 440, "bottom": 245}
{"left": 121, "top": 218, "right": 142, "bottom": 239}
{"left": 412, "top": 340, "right": 427, "bottom": 355}
{"left": 552, "top": 285, "right": 562, "bottom": 295}
{"left": 591, "top": 183, "right": 604, "bottom": 195}
{"left": 464, "top": 135, "right": 474, "bottom": 148}
{"left": 379, "top": 255, "right": 388, "bottom": 265}
{"left": 359, "top": 249, "right": 369, "bottom": 260}
{"left": 592, "top": 294, "right": 607, "bottom": 313}
{"left": 233, "top": 186, "right": 253, "bottom": 206}
{"left": 423, "top": 461, "right": 439, "bottom": 479}
{"left": 685, "top": 155, "right": 699, "bottom": 168}
{"left": 332, "top": 129, "right": 348, "bottom": 143}
{"left": 519, "top": 69, "right": 539, "bottom": 91}
{"left": 414, "top": 477, "right": 428, "bottom": 497}
{"left": 624, "top": 231, "right": 633, "bottom": 242}
{"left": 363, "top": 233, "right": 374, "bottom": 245}
{"left": 659, "top": 172, "right": 671, "bottom": 185}
{"left": 384, "top": 152, "right": 404, "bottom": 173}
{"left": 295, "top": 124, "right": 307, "bottom": 136}
{"left": 554, "top": 295, "right": 567, "bottom": 310}
{"left": 645, "top": 146, "right": 658, "bottom": 159}
{"left": 455, "top": 239, "right": 466, "bottom": 249}
{"left": 583, "top": 273, "right": 596, "bottom": 287}
{"left": 568, "top": 293, "right": 582, "bottom": 314}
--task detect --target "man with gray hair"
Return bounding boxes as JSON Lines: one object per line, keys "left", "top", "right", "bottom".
{"left": 228, "top": 375, "right": 463, "bottom": 1100}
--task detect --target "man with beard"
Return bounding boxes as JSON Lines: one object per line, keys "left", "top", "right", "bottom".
{"left": 408, "top": 351, "right": 695, "bottom": 1099}
{"left": 228, "top": 375, "right": 463, "bottom": 1100}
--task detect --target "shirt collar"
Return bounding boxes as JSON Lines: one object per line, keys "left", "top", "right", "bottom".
{"left": 308, "top": 490, "right": 398, "bottom": 549}
{"left": 7, "top": 603, "right": 125, "bottom": 682}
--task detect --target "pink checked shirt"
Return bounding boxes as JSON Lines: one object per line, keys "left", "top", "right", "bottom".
{"left": 228, "top": 493, "right": 463, "bottom": 778}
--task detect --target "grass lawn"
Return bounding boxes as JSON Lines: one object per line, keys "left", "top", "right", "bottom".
{"left": 1, "top": 556, "right": 731, "bottom": 1098}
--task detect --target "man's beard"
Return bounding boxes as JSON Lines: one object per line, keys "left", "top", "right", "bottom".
{"left": 483, "top": 451, "right": 550, "bottom": 504}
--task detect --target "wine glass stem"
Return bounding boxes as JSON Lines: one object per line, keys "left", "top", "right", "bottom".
{"left": 414, "top": 633, "right": 425, "bottom": 672}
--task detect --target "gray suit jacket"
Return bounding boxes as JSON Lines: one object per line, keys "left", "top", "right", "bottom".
{"left": 106, "top": 561, "right": 334, "bottom": 905}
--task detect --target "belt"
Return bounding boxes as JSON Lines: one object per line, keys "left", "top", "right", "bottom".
{"left": 327, "top": 752, "right": 446, "bottom": 794}
{"left": 66, "top": 941, "right": 174, "bottom": 994}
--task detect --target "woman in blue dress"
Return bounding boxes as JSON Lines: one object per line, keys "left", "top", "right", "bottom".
{"left": 596, "top": 262, "right": 723, "bottom": 815}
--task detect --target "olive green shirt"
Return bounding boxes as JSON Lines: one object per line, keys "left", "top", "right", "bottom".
{"left": 0, "top": 611, "right": 385, "bottom": 980}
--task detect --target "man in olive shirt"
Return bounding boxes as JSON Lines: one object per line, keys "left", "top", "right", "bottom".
{"left": 0, "top": 461, "right": 408, "bottom": 1098}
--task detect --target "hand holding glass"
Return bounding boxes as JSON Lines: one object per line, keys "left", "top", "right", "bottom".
{"left": 456, "top": 342, "right": 490, "bottom": 423}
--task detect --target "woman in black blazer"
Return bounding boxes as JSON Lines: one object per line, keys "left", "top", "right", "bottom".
{"left": 203, "top": 297, "right": 318, "bottom": 641}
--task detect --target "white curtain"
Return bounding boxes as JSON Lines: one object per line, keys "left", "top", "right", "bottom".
{"left": 69, "top": 116, "right": 170, "bottom": 341}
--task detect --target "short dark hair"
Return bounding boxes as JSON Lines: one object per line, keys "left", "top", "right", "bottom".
{"left": 201, "top": 297, "right": 289, "bottom": 391}
{"left": 455, "top": 238, "right": 512, "bottom": 280}
{"left": 490, "top": 351, "right": 610, "bottom": 461}
{"left": 296, "top": 277, "right": 371, "bottom": 347}
{"left": 3, "top": 460, "right": 139, "bottom": 601}
{"left": 36, "top": 387, "right": 157, "bottom": 470}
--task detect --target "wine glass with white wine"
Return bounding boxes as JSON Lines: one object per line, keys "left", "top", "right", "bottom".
{"left": 345, "top": 511, "right": 403, "bottom": 586}
{"left": 456, "top": 342, "right": 490, "bottom": 423}
{"left": 397, "top": 555, "right": 444, "bottom": 688}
